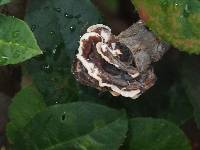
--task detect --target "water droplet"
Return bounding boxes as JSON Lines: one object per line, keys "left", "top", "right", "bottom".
{"left": 55, "top": 7, "right": 61, "bottom": 13}
{"left": 41, "top": 64, "right": 53, "bottom": 73}
{"left": 42, "top": 48, "right": 52, "bottom": 56}
{"left": 69, "top": 26, "right": 76, "bottom": 32}
{"left": 184, "top": 4, "right": 189, "bottom": 12}
{"left": 52, "top": 43, "right": 64, "bottom": 61}
{"left": 64, "top": 13, "right": 73, "bottom": 18}
{"left": 50, "top": 31, "right": 55, "bottom": 37}
{"left": 31, "top": 25, "right": 37, "bottom": 31}
{"left": 61, "top": 112, "right": 66, "bottom": 121}
{"left": 183, "top": 4, "right": 191, "bottom": 17}
{"left": 50, "top": 31, "right": 55, "bottom": 34}
{"left": 0, "top": 56, "right": 8, "bottom": 64}
{"left": 44, "top": 64, "right": 50, "bottom": 69}
{"left": 52, "top": 48, "right": 57, "bottom": 55}
{"left": 174, "top": 2, "right": 179, "bottom": 8}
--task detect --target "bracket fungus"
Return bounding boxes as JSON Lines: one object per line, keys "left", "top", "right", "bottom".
{"left": 72, "top": 21, "right": 170, "bottom": 99}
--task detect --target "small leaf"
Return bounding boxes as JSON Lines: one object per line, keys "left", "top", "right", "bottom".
{"left": 12, "top": 102, "right": 128, "bottom": 150}
{"left": 0, "top": 0, "right": 11, "bottom": 5}
{"left": 126, "top": 118, "right": 191, "bottom": 150}
{"left": 0, "top": 14, "right": 42, "bottom": 65}
{"left": 6, "top": 86, "right": 46, "bottom": 143}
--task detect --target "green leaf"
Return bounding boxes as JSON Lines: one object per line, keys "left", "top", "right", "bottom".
{"left": 12, "top": 102, "right": 128, "bottom": 150}
{"left": 158, "top": 82, "right": 193, "bottom": 125}
{"left": 6, "top": 86, "right": 46, "bottom": 143}
{"left": 126, "top": 118, "right": 191, "bottom": 150}
{"left": 25, "top": 0, "right": 102, "bottom": 105}
{"left": 0, "top": 0, "right": 11, "bottom": 5}
{"left": 181, "top": 56, "right": 200, "bottom": 128}
{"left": 0, "top": 14, "right": 42, "bottom": 65}
{"left": 132, "top": 0, "right": 200, "bottom": 54}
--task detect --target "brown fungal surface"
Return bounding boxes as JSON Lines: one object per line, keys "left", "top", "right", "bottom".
{"left": 72, "top": 21, "right": 169, "bottom": 99}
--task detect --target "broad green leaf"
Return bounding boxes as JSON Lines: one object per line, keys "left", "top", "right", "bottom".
{"left": 25, "top": 0, "right": 102, "bottom": 105}
{"left": 181, "top": 56, "right": 200, "bottom": 128}
{"left": 6, "top": 86, "right": 46, "bottom": 143}
{"left": 0, "top": 14, "right": 42, "bottom": 65}
{"left": 132, "top": 0, "right": 200, "bottom": 54}
{"left": 126, "top": 118, "right": 191, "bottom": 150}
{"left": 0, "top": 0, "right": 11, "bottom": 5}
{"left": 12, "top": 102, "right": 128, "bottom": 150}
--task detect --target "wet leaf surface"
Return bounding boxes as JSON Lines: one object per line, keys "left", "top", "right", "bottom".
{"left": 126, "top": 118, "right": 191, "bottom": 150}
{"left": 7, "top": 86, "right": 46, "bottom": 143}
{"left": 0, "top": 14, "right": 42, "bottom": 65}
{"left": 25, "top": 0, "right": 102, "bottom": 105}
{"left": 11, "top": 102, "right": 128, "bottom": 150}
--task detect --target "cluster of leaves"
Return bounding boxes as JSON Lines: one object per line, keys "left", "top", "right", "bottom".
{"left": 0, "top": 0, "right": 199, "bottom": 149}
{"left": 6, "top": 86, "right": 191, "bottom": 150}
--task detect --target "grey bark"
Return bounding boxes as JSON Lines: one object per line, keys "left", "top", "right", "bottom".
{"left": 117, "top": 21, "right": 170, "bottom": 73}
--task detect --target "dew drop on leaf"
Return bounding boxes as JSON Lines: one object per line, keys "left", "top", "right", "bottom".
{"left": 50, "top": 31, "right": 55, "bottom": 37}
{"left": 69, "top": 26, "right": 76, "bottom": 32}
{"left": 174, "top": 2, "right": 179, "bottom": 8}
{"left": 183, "top": 4, "right": 191, "bottom": 17}
{"left": 55, "top": 7, "right": 61, "bottom": 13}
{"left": 52, "top": 48, "right": 57, "bottom": 55}
{"left": 41, "top": 64, "right": 53, "bottom": 73}
{"left": 31, "top": 25, "right": 37, "bottom": 31}
{"left": 61, "top": 112, "right": 66, "bottom": 121}
{"left": 64, "top": 12, "right": 73, "bottom": 19}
